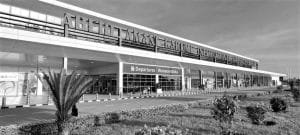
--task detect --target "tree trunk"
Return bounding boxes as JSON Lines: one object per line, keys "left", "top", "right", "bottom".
{"left": 57, "top": 121, "right": 70, "bottom": 135}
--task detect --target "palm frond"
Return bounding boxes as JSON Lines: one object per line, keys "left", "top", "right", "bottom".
{"left": 36, "top": 69, "right": 94, "bottom": 122}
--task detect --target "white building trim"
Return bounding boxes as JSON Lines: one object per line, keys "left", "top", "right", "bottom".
{"left": 0, "top": 27, "right": 285, "bottom": 77}
{"left": 38, "top": 0, "right": 259, "bottom": 62}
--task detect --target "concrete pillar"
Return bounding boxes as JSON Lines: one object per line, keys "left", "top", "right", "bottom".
{"left": 37, "top": 78, "right": 43, "bottom": 95}
{"left": 214, "top": 71, "right": 217, "bottom": 89}
{"left": 181, "top": 68, "right": 185, "bottom": 91}
{"left": 236, "top": 73, "right": 238, "bottom": 87}
{"left": 155, "top": 74, "right": 159, "bottom": 84}
{"left": 118, "top": 62, "right": 123, "bottom": 96}
{"left": 63, "top": 57, "right": 68, "bottom": 70}
{"left": 222, "top": 72, "right": 225, "bottom": 88}
{"left": 199, "top": 70, "right": 203, "bottom": 89}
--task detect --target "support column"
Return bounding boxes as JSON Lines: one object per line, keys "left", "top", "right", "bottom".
{"left": 181, "top": 68, "right": 185, "bottom": 91}
{"left": 236, "top": 73, "right": 238, "bottom": 87}
{"left": 155, "top": 74, "right": 159, "bottom": 84}
{"left": 199, "top": 70, "right": 203, "bottom": 89}
{"left": 222, "top": 72, "right": 225, "bottom": 89}
{"left": 214, "top": 71, "right": 217, "bottom": 90}
{"left": 226, "top": 72, "right": 229, "bottom": 89}
{"left": 118, "top": 62, "right": 123, "bottom": 96}
{"left": 63, "top": 57, "right": 68, "bottom": 70}
{"left": 250, "top": 74, "right": 253, "bottom": 87}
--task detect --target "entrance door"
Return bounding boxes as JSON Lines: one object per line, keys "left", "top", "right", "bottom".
{"left": 88, "top": 74, "right": 117, "bottom": 95}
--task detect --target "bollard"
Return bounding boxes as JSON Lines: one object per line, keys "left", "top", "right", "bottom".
{"left": 47, "top": 94, "right": 52, "bottom": 104}
{"left": 26, "top": 94, "right": 30, "bottom": 105}
{"left": 1, "top": 96, "right": 6, "bottom": 108}
{"left": 96, "top": 93, "right": 99, "bottom": 101}
{"left": 81, "top": 94, "right": 85, "bottom": 101}
{"left": 109, "top": 93, "right": 111, "bottom": 99}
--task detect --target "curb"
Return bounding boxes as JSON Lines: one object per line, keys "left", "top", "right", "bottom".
{"left": 0, "top": 91, "right": 204, "bottom": 110}
{"left": 0, "top": 90, "right": 271, "bottom": 110}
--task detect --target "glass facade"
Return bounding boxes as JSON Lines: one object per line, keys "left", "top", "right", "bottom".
{"left": 123, "top": 74, "right": 155, "bottom": 94}
{"left": 0, "top": 51, "right": 63, "bottom": 105}
{"left": 202, "top": 71, "right": 215, "bottom": 89}
{"left": 159, "top": 75, "right": 182, "bottom": 91}
{"left": 88, "top": 74, "right": 117, "bottom": 94}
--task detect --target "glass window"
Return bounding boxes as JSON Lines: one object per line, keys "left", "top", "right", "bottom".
{"left": 30, "top": 11, "right": 46, "bottom": 21}
{"left": 123, "top": 74, "right": 155, "bottom": 94}
{"left": 159, "top": 75, "right": 181, "bottom": 91}
{"left": 11, "top": 6, "right": 21, "bottom": 15}
{"left": 0, "top": 3, "right": 10, "bottom": 13}
{"left": 46, "top": 15, "right": 55, "bottom": 23}
{"left": 19, "top": 8, "right": 29, "bottom": 17}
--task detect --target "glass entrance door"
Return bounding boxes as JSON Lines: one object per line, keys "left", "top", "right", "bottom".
{"left": 87, "top": 74, "right": 117, "bottom": 95}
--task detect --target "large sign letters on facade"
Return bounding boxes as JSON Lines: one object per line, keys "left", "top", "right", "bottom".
{"left": 62, "top": 13, "right": 255, "bottom": 68}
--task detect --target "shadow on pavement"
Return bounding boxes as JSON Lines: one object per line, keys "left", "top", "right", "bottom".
{"left": 0, "top": 107, "right": 55, "bottom": 126}
{"left": 244, "top": 97, "right": 270, "bottom": 102}
{"left": 121, "top": 119, "right": 168, "bottom": 127}
{"left": 169, "top": 113, "right": 213, "bottom": 120}
{"left": 155, "top": 97, "right": 207, "bottom": 102}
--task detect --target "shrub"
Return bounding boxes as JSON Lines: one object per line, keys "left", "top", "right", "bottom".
{"left": 135, "top": 124, "right": 186, "bottom": 135}
{"left": 277, "top": 85, "right": 283, "bottom": 90}
{"left": 270, "top": 97, "right": 287, "bottom": 112}
{"left": 104, "top": 112, "right": 121, "bottom": 124}
{"left": 211, "top": 95, "right": 237, "bottom": 123}
{"left": 291, "top": 88, "right": 300, "bottom": 102}
{"left": 246, "top": 105, "right": 267, "bottom": 125}
{"left": 94, "top": 116, "right": 105, "bottom": 126}
{"left": 273, "top": 86, "right": 283, "bottom": 93}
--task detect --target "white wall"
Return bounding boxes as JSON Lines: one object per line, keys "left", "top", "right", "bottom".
{"left": 272, "top": 76, "right": 282, "bottom": 86}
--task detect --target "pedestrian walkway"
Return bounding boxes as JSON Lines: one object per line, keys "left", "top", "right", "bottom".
{"left": 0, "top": 87, "right": 275, "bottom": 127}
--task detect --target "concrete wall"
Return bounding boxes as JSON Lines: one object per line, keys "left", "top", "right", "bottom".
{"left": 272, "top": 76, "right": 282, "bottom": 86}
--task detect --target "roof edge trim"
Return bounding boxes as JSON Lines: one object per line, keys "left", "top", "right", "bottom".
{"left": 39, "top": 0, "right": 259, "bottom": 62}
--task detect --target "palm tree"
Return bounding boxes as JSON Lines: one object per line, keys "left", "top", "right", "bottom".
{"left": 36, "top": 69, "right": 93, "bottom": 135}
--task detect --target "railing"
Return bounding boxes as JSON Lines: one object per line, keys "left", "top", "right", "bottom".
{"left": 0, "top": 11, "right": 256, "bottom": 69}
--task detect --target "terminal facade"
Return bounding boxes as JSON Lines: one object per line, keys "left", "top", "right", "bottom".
{"left": 0, "top": 0, "right": 285, "bottom": 103}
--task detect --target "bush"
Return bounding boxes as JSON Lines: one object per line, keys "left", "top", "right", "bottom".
{"left": 135, "top": 124, "right": 187, "bottom": 135}
{"left": 246, "top": 105, "right": 267, "bottom": 125}
{"left": 277, "top": 85, "right": 283, "bottom": 90}
{"left": 105, "top": 112, "right": 121, "bottom": 124}
{"left": 273, "top": 86, "right": 283, "bottom": 93}
{"left": 270, "top": 97, "right": 287, "bottom": 112}
{"left": 291, "top": 88, "right": 300, "bottom": 102}
{"left": 211, "top": 95, "right": 237, "bottom": 123}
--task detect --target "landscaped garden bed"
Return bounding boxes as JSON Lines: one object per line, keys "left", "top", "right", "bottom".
{"left": 1, "top": 90, "right": 300, "bottom": 135}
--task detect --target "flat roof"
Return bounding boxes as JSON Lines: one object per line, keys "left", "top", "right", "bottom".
{"left": 39, "top": 0, "right": 259, "bottom": 63}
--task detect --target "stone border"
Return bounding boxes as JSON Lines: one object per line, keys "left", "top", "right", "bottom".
{"left": 0, "top": 89, "right": 270, "bottom": 110}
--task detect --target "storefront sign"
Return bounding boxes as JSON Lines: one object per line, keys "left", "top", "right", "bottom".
{"left": 0, "top": 73, "right": 18, "bottom": 81}
{"left": 123, "top": 63, "right": 181, "bottom": 75}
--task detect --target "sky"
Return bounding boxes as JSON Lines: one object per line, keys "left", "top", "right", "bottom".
{"left": 60, "top": 0, "right": 300, "bottom": 78}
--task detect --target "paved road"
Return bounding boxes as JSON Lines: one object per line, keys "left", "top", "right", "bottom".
{"left": 0, "top": 88, "right": 273, "bottom": 127}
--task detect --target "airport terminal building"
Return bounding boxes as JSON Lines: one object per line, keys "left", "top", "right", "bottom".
{"left": 0, "top": 0, "right": 285, "bottom": 105}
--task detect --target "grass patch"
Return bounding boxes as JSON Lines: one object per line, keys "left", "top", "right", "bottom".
{"left": 71, "top": 91, "right": 300, "bottom": 135}
{"left": 3, "top": 90, "right": 298, "bottom": 135}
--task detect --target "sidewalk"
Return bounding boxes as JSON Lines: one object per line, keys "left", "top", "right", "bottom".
{"left": 0, "top": 87, "right": 275, "bottom": 127}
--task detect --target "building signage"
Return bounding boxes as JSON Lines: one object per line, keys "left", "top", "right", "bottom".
{"left": 0, "top": 73, "right": 18, "bottom": 81}
{"left": 63, "top": 13, "right": 199, "bottom": 55}
{"left": 123, "top": 63, "right": 181, "bottom": 75}
{"left": 62, "top": 13, "right": 255, "bottom": 68}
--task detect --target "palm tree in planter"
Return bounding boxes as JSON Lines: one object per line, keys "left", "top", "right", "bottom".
{"left": 36, "top": 69, "right": 93, "bottom": 135}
